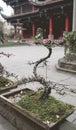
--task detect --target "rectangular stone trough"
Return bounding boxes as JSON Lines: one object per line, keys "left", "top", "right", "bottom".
{"left": 0, "top": 88, "right": 74, "bottom": 130}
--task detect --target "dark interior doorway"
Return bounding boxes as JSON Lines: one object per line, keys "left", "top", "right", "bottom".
{"left": 53, "top": 15, "right": 65, "bottom": 39}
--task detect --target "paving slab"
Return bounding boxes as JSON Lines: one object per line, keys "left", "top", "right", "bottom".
{"left": 66, "top": 110, "right": 76, "bottom": 124}
{"left": 0, "top": 115, "right": 17, "bottom": 130}
{"left": 59, "top": 120, "right": 76, "bottom": 130}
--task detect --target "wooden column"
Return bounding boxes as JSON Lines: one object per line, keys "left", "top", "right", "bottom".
{"left": 65, "top": 16, "right": 69, "bottom": 32}
{"left": 14, "top": 26, "right": 16, "bottom": 39}
{"left": 20, "top": 25, "right": 23, "bottom": 38}
{"left": 49, "top": 17, "right": 53, "bottom": 35}
{"left": 14, "top": 9, "right": 16, "bottom": 15}
{"left": 22, "top": 25, "right": 26, "bottom": 39}
{"left": 32, "top": 24, "right": 35, "bottom": 36}
{"left": 21, "top": 27, "right": 24, "bottom": 38}
{"left": 20, "top": 5, "right": 22, "bottom": 14}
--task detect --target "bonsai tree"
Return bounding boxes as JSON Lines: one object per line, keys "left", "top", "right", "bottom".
{"left": 16, "top": 40, "right": 53, "bottom": 99}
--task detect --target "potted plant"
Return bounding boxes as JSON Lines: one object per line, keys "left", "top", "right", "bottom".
{"left": 0, "top": 40, "right": 74, "bottom": 130}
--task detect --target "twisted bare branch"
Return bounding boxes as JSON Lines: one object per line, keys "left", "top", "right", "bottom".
{"left": 33, "top": 41, "right": 52, "bottom": 79}
{"left": 16, "top": 40, "right": 53, "bottom": 99}
{"left": 0, "top": 52, "right": 12, "bottom": 58}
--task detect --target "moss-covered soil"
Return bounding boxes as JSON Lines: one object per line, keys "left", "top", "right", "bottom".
{"left": 17, "top": 91, "right": 74, "bottom": 124}
{"left": 0, "top": 76, "right": 13, "bottom": 90}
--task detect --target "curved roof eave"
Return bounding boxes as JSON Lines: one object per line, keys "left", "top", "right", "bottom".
{"left": 1, "top": 9, "right": 39, "bottom": 21}
{"left": 29, "top": 0, "right": 63, "bottom": 7}
{"left": 1, "top": 13, "right": 9, "bottom": 20}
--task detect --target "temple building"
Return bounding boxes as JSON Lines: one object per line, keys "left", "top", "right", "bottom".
{"left": 2, "top": 0, "right": 73, "bottom": 39}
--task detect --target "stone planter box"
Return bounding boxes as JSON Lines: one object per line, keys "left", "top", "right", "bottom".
{"left": 56, "top": 58, "right": 76, "bottom": 74}
{"left": 0, "top": 88, "right": 74, "bottom": 130}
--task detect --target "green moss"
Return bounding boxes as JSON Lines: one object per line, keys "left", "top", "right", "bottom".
{"left": 17, "top": 91, "right": 74, "bottom": 123}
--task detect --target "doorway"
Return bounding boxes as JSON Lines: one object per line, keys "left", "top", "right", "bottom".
{"left": 53, "top": 15, "right": 65, "bottom": 39}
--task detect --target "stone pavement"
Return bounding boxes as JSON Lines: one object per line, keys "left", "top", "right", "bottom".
{"left": 0, "top": 115, "right": 17, "bottom": 130}
{"left": 0, "top": 45, "right": 76, "bottom": 129}
{"left": 58, "top": 110, "right": 76, "bottom": 130}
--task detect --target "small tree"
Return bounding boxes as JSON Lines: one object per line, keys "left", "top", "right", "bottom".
{"left": 34, "top": 27, "right": 43, "bottom": 44}
{"left": 36, "top": 27, "right": 43, "bottom": 39}
{"left": 16, "top": 40, "right": 53, "bottom": 99}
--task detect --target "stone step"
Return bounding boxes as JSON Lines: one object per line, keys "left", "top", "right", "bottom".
{"left": 59, "top": 120, "right": 76, "bottom": 130}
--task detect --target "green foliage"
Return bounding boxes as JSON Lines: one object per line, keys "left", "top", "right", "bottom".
{"left": 64, "top": 31, "right": 76, "bottom": 42}
{"left": 36, "top": 27, "right": 43, "bottom": 38}
{"left": 63, "top": 31, "right": 76, "bottom": 54}
{"left": 17, "top": 91, "right": 74, "bottom": 123}
{"left": 34, "top": 27, "right": 43, "bottom": 44}
{"left": 0, "top": 21, "right": 4, "bottom": 40}
{"left": 0, "top": 76, "right": 10, "bottom": 89}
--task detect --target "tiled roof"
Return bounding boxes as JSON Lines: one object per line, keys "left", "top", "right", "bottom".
{"left": 3, "top": 0, "right": 63, "bottom": 7}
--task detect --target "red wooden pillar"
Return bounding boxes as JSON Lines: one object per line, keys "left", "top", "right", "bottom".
{"left": 32, "top": 24, "right": 35, "bottom": 36}
{"left": 65, "top": 16, "right": 69, "bottom": 32}
{"left": 49, "top": 17, "right": 53, "bottom": 35}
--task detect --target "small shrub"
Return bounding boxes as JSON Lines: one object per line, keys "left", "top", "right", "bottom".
{"left": 63, "top": 31, "right": 76, "bottom": 54}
